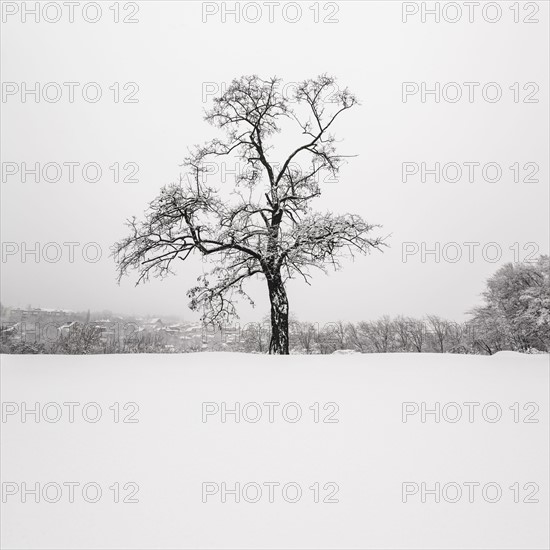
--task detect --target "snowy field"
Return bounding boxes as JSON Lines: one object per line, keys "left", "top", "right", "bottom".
{"left": 1, "top": 351, "right": 548, "bottom": 550}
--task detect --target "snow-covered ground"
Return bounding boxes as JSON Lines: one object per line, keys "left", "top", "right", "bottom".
{"left": 1, "top": 352, "right": 548, "bottom": 550}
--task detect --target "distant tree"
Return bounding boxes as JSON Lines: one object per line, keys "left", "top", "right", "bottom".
{"left": 113, "top": 75, "right": 384, "bottom": 354}
{"left": 393, "top": 316, "right": 412, "bottom": 352}
{"left": 407, "top": 318, "right": 426, "bottom": 352}
{"left": 346, "top": 322, "right": 368, "bottom": 352}
{"left": 0, "top": 327, "right": 45, "bottom": 354}
{"left": 468, "top": 310, "right": 508, "bottom": 355}
{"left": 357, "top": 316, "right": 394, "bottom": 352}
{"left": 50, "top": 323, "right": 102, "bottom": 355}
{"left": 289, "top": 321, "right": 319, "bottom": 354}
{"left": 321, "top": 321, "right": 348, "bottom": 351}
{"left": 315, "top": 323, "right": 338, "bottom": 354}
{"left": 426, "top": 315, "right": 450, "bottom": 353}
{"left": 123, "top": 331, "right": 167, "bottom": 354}
{"left": 446, "top": 322, "right": 470, "bottom": 354}
{"left": 469, "top": 256, "right": 549, "bottom": 352}
{"left": 241, "top": 318, "right": 271, "bottom": 353}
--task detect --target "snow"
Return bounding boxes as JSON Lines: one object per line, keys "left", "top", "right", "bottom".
{"left": 1, "top": 352, "right": 548, "bottom": 550}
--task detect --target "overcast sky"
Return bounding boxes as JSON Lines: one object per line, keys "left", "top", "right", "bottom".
{"left": 1, "top": 1, "right": 548, "bottom": 323}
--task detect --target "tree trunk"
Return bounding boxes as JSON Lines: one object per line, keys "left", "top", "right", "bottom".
{"left": 266, "top": 271, "right": 289, "bottom": 355}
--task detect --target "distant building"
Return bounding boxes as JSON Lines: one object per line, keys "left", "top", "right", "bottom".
{"left": 9, "top": 307, "right": 74, "bottom": 322}
{"left": 144, "top": 318, "right": 164, "bottom": 330}
{"left": 58, "top": 321, "right": 79, "bottom": 336}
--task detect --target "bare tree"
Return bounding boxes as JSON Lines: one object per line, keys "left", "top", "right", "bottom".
{"left": 113, "top": 75, "right": 384, "bottom": 354}
{"left": 426, "top": 315, "right": 450, "bottom": 353}
{"left": 241, "top": 319, "right": 271, "bottom": 353}
{"left": 51, "top": 323, "right": 102, "bottom": 355}
{"left": 357, "top": 317, "right": 394, "bottom": 353}
{"left": 393, "top": 316, "right": 412, "bottom": 352}
{"left": 122, "top": 330, "right": 168, "bottom": 354}
{"left": 467, "top": 311, "right": 507, "bottom": 355}
{"left": 406, "top": 318, "right": 426, "bottom": 352}
{"left": 373, "top": 316, "right": 395, "bottom": 352}
{"left": 323, "top": 321, "right": 348, "bottom": 351}
{"left": 317, "top": 326, "right": 337, "bottom": 354}
{"left": 290, "top": 321, "right": 318, "bottom": 354}
{"left": 346, "top": 322, "right": 367, "bottom": 352}
{"left": 446, "top": 321, "right": 469, "bottom": 353}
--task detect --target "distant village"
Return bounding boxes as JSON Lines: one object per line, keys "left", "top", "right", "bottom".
{"left": 0, "top": 305, "right": 250, "bottom": 353}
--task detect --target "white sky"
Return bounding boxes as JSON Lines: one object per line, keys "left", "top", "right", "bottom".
{"left": 1, "top": 1, "right": 548, "bottom": 323}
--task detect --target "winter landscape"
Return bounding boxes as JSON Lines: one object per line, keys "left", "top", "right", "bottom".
{"left": 1, "top": 1, "right": 549, "bottom": 549}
